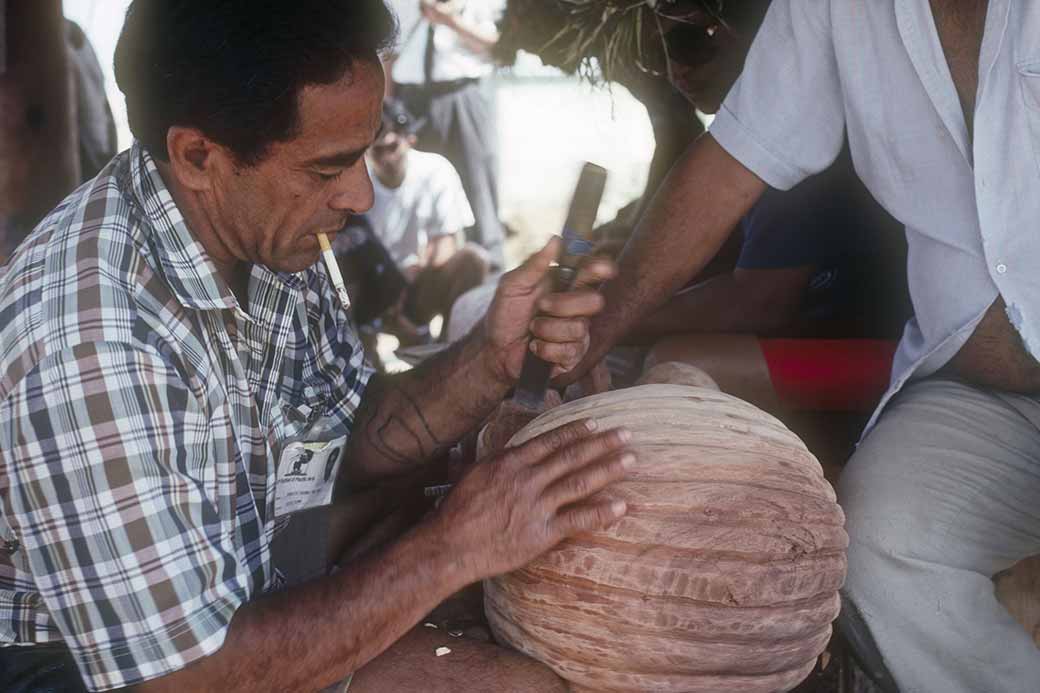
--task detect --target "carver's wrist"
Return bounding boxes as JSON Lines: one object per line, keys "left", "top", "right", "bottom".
{"left": 473, "top": 321, "right": 515, "bottom": 390}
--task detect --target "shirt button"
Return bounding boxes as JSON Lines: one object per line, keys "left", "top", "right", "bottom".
{"left": 996, "top": 263, "right": 1008, "bottom": 274}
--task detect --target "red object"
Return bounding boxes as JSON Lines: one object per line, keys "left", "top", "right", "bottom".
{"left": 760, "top": 339, "right": 898, "bottom": 412}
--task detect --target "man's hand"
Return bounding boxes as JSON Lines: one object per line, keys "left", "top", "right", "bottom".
{"left": 557, "top": 136, "right": 767, "bottom": 388}
{"left": 420, "top": 0, "right": 460, "bottom": 27}
{"left": 419, "top": 0, "right": 499, "bottom": 55}
{"left": 484, "top": 237, "right": 617, "bottom": 383}
{"left": 432, "top": 419, "right": 632, "bottom": 581}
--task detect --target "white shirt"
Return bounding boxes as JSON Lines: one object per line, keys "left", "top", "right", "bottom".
{"left": 709, "top": 0, "right": 1040, "bottom": 430}
{"left": 390, "top": 0, "right": 504, "bottom": 84}
{"left": 366, "top": 149, "right": 475, "bottom": 269}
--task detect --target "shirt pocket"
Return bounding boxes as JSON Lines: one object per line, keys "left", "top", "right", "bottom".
{"left": 1019, "top": 62, "right": 1040, "bottom": 175}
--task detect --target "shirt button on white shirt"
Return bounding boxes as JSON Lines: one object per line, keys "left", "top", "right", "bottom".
{"left": 996, "top": 263, "right": 1008, "bottom": 274}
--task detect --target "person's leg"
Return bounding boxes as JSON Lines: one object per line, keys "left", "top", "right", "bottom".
{"left": 645, "top": 333, "right": 781, "bottom": 411}
{"left": 424, "top": 83, "right": 505, "bottom": 268}
{"left": 405, "top": 243, "right": 489, "bottom": 328}
{"left": 839, "top": 378, "right": 1040, "bottom": 693}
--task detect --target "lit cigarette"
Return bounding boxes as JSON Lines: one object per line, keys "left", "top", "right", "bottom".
{"left": 317, "top": 233, "right": 351, "bottom": 311}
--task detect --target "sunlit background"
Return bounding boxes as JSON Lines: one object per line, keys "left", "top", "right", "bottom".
{"left": 62, "top": 0, "right": 656, "bottom": 270}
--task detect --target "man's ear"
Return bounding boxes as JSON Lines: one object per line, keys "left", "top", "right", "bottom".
{"left": 165, "top": 127, "right": 230, "bottom": 192}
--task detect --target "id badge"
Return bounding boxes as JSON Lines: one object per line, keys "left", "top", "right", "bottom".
{"left": 273, "top": 435, "right": 348, "bottom": 517}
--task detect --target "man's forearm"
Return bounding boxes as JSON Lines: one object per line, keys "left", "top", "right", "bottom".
{"left": 135, "top": 519, "right": 469, "bottom": 693}
{"left": 578, "top": 135, "right": 768, "bottom": 371}
{"left": 625, "top": 268, "right": 811, "bottom": 343}
{"left": 349, "top": 326, "right": 508, "bottom": 481}
{"left": 425, "top": 233, "right": 458, "bottom": 268}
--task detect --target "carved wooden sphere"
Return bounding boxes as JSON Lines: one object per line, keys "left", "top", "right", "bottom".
{"left": 485, "top": 384, "right": 848, "bottom": 692}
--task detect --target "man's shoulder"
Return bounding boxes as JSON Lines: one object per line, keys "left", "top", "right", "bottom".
{"left": 408, "top": 151, "right": 465, "bottom": 192}
{"left": 0, "top": 153, "right": 161, "bottom": 399}
{"left": 409, "top": 150, "right": 458, "bottom": 175}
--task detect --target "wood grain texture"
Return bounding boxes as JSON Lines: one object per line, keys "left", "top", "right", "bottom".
{"left": 485, "top": 384, "right": 848, "bottom": 692}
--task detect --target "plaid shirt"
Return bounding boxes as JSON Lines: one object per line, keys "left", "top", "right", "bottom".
{"left": 0, "top": 143, "right": 371, "bottom": 690}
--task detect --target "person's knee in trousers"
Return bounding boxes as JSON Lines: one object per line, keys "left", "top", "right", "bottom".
{"left": 839, "top": 449, "right": 913, "bottom": 642}
{"left": 454, "top": 242, "right": 490, "bottom": 285}
{"left": 837, "top": 447, "right": 909, "bottom": 692}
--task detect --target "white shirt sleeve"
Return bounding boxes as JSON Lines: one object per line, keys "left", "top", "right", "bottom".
{"left": 465, "top": 0, "right": 505, "bottom": 35}
{"left": 709, "top": 0, "right": 846, "bottom": 191}
{"left": 429, "top": 156, "right": 475, "bottom": 239}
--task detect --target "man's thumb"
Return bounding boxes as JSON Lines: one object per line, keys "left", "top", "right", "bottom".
{"left": 507, "top": 236, "right": 561, "bottom": 291}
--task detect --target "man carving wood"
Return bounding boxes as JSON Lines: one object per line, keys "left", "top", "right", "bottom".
{"left": 0, "top": 2, "right": 629, "bottom": 691}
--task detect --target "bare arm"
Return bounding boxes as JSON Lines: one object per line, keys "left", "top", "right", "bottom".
{"left": 347, "top": 323, "right": 508, "bottom": 483}
{"left": 565, "top": 134, "right": 768, "bottom": 381}
{"left": 133, "top": 515, "right": 466, "bottom": 692}
{"left": 421, "top": 1, "right": 499, "bottom": 56}
{"left": 133, "top": 422, "right": 632, "bottom": 693}
{"left": 626, "top": 266, "right": 813, "bottom": 344}
{"left": 424, "top": 232, "right": 458, "bottom": 268}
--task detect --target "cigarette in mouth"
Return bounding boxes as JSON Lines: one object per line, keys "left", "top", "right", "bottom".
{"left": 317, "top": 232, "right": 351, "bottom": 311}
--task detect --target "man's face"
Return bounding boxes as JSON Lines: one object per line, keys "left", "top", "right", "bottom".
{"left": 208, "top": 59, "right": 384, "bottom": 274}
{"left": 659, "top": 12, "right": 754, "bottom": 114}
{"left": 369, "top": 128, "right": 413, "bottom": 174}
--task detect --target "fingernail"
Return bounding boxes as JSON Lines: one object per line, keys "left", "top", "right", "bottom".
{"left": 616, "top": 428, "right": 632, "bottom": 443}
{"left": 611, "top": 500, "right": 627, "bottom": 516}
{"left": 584, "top": 419, "right": 598, "bottom": 431}
{"left": 529, "top": 341, "right": 538, "bottom": 353}
{"left": 620, "top": 453, "right": 636, "bottom": 469}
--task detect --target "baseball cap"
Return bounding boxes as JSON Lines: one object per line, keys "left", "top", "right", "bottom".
{"left": 381, "top": 98, "right": 425, "bottom": 136}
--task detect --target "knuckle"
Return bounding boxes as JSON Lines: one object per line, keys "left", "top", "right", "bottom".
{"left": 558, "top": 443, "right": 582, "bottom": 469}
{"left": 568, "top": 473, "right": 592, "bottom": 498}
{"left": 577, "top": 508, "right": 600, "bottom": 530}
{"left": 543, "top": 423, "right": 580, "bottom": 452}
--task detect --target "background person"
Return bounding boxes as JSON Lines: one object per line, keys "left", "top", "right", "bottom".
{"left": 389, "top": 0, "right": 506, "bottom": 268}
{"left": 359, "top": 98, "right": 489, "bottom": 345}
{"left": 606, "top": 1, "right": 910, "bottom": 432}
{"left": 568, "top": 1, "right": 1040, "bottom": 691}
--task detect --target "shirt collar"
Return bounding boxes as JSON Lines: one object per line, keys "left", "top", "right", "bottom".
{"left": 128, "top": 141, "right": 307, "bottom": 313}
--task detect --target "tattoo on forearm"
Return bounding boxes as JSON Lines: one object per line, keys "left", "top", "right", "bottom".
{"left": 352, "top": 330, "right": 508, "bottom": 473}
{"left": 364, "top": 385, "right": 443, "bottom": 466}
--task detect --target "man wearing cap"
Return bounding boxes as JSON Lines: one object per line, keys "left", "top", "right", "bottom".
{"left": 357, "top": 99, "right": 489, "bottom": 344}
{"left": 568, "top": 1, "right": 1040, "bottom": 692}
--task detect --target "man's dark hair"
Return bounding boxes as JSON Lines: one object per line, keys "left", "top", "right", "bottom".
{"left": 114, "top": 0, "right": 397, "bottom": 164}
